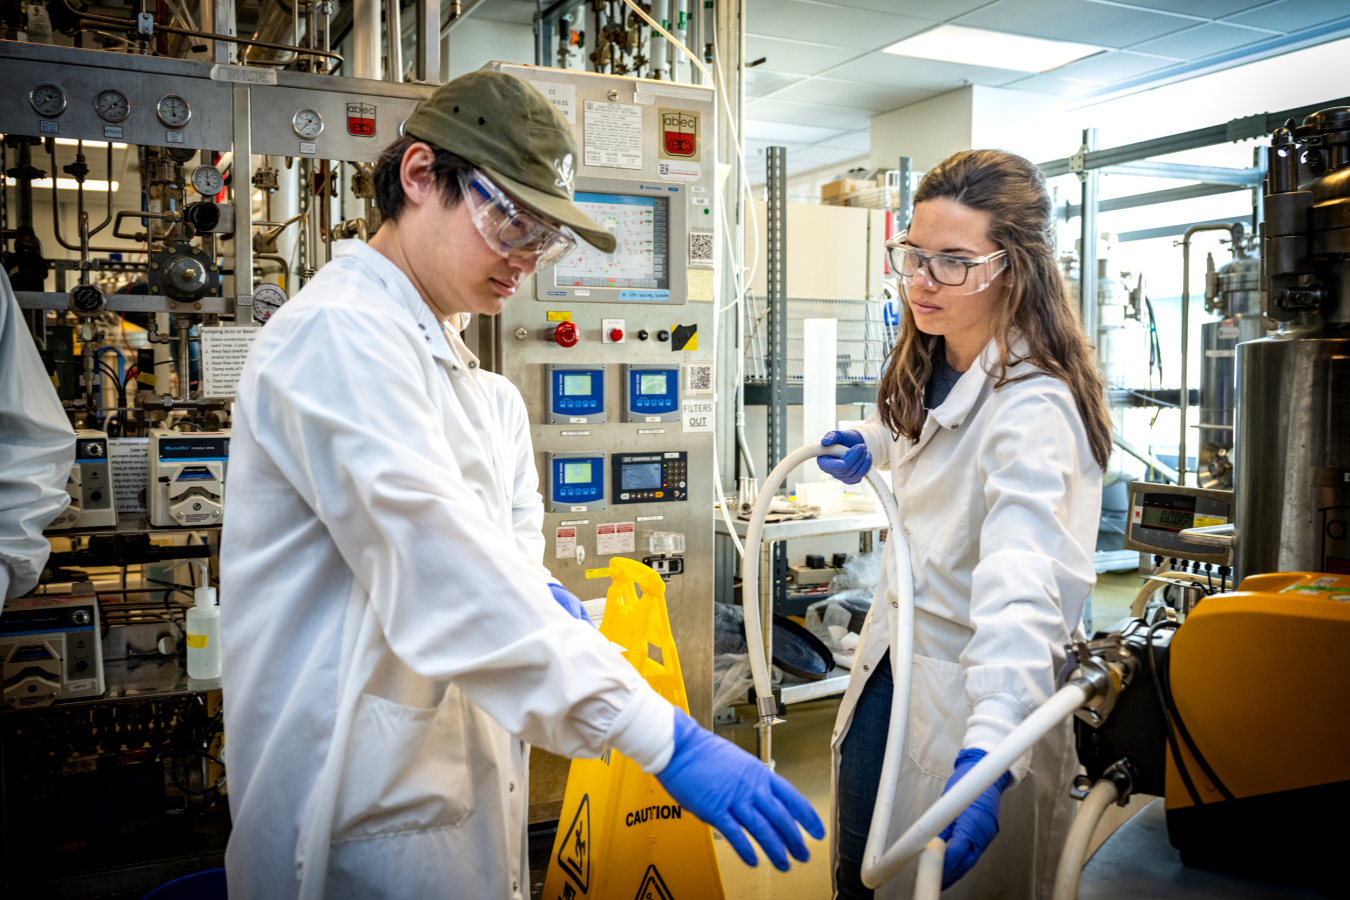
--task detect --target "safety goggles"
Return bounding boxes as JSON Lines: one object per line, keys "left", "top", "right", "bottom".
{"left": 458, "top": 168, "right": 576, "bottom": 268}
{"left": 886, "top": 230, "right": 1008, "bottom": 295}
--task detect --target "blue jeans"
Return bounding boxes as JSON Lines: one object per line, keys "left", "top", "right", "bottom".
{"left": 836, "top": 650, "right": 892, "bottom": 900}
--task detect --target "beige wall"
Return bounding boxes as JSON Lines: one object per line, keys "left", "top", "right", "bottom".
{"left": 748, "top": 200, "right": 890, "bottom": 300}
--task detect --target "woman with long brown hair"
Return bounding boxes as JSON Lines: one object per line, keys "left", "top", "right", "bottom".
{"left": 819, "top": 149, "right": 1111, "bottom": 899}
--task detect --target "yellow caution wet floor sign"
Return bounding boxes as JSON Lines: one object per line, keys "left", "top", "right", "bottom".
{"left": 544, "top": 557, "right": 726, "bottom": 900}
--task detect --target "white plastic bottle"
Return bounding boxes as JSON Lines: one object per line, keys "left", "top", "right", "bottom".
{"left": 186, "top": 586, "right": 221, "bottom": 679}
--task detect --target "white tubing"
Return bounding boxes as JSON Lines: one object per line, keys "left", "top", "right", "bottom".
{"left": 913, "top": 838, "right": 946, "bottom": 900}
{"left": 1050, "top": 779, "right": 1119, "bottom": 900}
{"left": 862, "top": 682, "right": 1089, "bottom": 888}
{"left": 740, "top": 444, "right": 908, "bottom": 745}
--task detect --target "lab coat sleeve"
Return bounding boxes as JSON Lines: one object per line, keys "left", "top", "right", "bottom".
{"left": 960, "top": 383, "right": 1096, "bottom": 782}
{"left": 0, "top": 272, "right": 75, "bottom": 600}
{"left": 500, "top": 382, "right": 547, "bottom": 566}
{"left": 244, "top": 307, "right": 673, "bottom": 772}
{"left": 855, "top": 411, "right": 896, "bottom": 471}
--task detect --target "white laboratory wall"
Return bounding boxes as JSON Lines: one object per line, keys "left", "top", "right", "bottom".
{"left": 440, "top": 17, "right": 535, "bottom": 82}
{"left": 869, "top": 87, "right": 974, "bottom": 172}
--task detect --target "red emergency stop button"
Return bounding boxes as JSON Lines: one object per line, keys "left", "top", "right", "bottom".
{"left": 608, "top": 327, "right": 624, "bottom": 343}
{"left": 554, "top": 321, "right": 578, "bottom": 347}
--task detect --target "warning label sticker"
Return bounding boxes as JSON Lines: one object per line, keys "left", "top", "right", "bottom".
{"left": 556, "top": 526, "right": 578, "bottom": 559}
{"left": 634, "top": 864, "right": 674, "bottom": 900}
{"left": 597, "top": 522, "right": 635, "bottom": 556}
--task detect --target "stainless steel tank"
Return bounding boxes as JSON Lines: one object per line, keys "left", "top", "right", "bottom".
{"left": 1235, "top": 107, "right": 1350, "bottom": 578}
{"left": 1198, "top": 244, "right": 1262, "bottom": 488}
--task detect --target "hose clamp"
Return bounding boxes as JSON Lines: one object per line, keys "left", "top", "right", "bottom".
{"left": 1057, "top": 634, "right": 1140, "bottom": 727}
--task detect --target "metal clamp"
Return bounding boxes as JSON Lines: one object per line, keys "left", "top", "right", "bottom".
{"left": 1057, "top": 633, "right": 1140, "bottom": 727}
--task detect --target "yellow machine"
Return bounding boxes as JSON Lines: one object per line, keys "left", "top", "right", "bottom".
{"left": 1073, "top": 572, "right": 1350, "bottom": 894}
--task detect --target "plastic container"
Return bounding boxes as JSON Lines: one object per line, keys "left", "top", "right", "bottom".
{"left": 186, "top": 586, "right": 221, "bottom": 679}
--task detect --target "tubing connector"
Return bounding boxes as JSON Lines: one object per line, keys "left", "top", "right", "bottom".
{"left": 755, "top": 693, "right": 784, "bottom": 727}
{"left": 1057, "top": 633, "right": 1140, "bottom": 727}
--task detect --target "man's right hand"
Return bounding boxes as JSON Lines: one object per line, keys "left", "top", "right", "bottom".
{"left": 655, "top": 708, "right": 824, "bottom": 871}
{"left": 819, "top": 430, "right": 871, "bottom": 485}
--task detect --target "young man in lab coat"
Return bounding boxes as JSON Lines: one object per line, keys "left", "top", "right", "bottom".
{"left": 219, "top": 71, "right": 822, "bottom": 899}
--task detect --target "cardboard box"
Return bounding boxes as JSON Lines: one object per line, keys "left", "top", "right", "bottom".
{"left": 820, "top": 177, "right": 875, "bottom": 204}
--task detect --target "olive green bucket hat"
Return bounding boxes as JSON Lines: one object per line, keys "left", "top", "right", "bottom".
{"left": 404, "top": 70, "right": 616, "bottom": 254}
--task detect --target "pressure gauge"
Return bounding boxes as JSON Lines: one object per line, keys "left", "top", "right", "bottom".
{"left": 157, "top": 94, "right": 191, "bottom": 128}
{"left": 29, "top": 83, "right": 67, "bottom": 117}
{"left": 292, "top": 109, "right": 323, "bottom": 139}
{"left": 190, "top": 165, "right": 224, "bottom": 197}
{"left": 94, "top": 88, "right": 130, "bottom": 123}
{"left": 252, "top": 283, "right": 288, "bottom": 323}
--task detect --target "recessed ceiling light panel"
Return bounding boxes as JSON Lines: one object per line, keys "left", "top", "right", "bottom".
{"left": 882, "top": 24, "right": 1102, "bottom": 73}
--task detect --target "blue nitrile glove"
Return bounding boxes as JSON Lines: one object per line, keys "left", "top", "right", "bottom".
{"left": 547, "top": 581, "right": 594, "bottom": 626}
{"left": 938, "top": 748, "right": 1013, "bottom": 889}
{"left": 818, "top": 430, "right": 871, "bottom": 485}
{"left": 656, "top": 708, "right": 825, "bottom": 871}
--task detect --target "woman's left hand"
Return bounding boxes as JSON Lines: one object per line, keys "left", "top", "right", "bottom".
{"left": 938, "top": 748, "right": 1013, "bottom": 888}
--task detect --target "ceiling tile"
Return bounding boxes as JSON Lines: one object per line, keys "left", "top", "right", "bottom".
{"left": 744, "top": 34, "right": 863, "bottom": 75}
{"left": 774, "top": 77, "right": 937, "bottom": 112}
{"left": 745, "top": 69, "right": 808, "bottom": 97}
{"left": 744, "top": 120, "right": 848, "bottom": 143}
{"left": 1225, "top": 0, "right": 1350, "bottom": 32}
{"left": 786, "top": 145, "right": 870, "bottom": 173}
{"left": 956, "top": 0, "right": 1194, "bottom": 49}
{"left": 746, "top": 0, "right": 933, "bottom": 51}
{"left": 816, "top": 130, "right": 874, "bottom": 152}
{"left": 1001, "top": 72, "right": 1109, "bottom": 95}
{"left": 473, "top": 0, "right": 537, "bottom": 25}
{"left": 1116, "top": 0, "right": 1268, "bottom": 16}
{"left": 746, "top": 98, "right": 874, "bottom": 130}
{"left": 1048, "top": 50, "right": 1182, "bottom": 82}
{"left": 817, "top": 0, "right": 987, "bottom": 16}
{"left": 828, "top": 52, "right": 1028, "bottom": 90}
{"left": 1130, "top": 21, "right": 1271, "bottom": 57}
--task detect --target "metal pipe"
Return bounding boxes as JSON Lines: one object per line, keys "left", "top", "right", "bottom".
{"left": 59, "top": 0, "right": 343, "bottom": 70}
{"left": 1178, "top": 223, "right": 1236, "bottom": 487}
{"left": 385, "top": 0, "right": 403, "bottom": 81}
{"left": 177, "top": 317, "right": 192, "bottom": 401}
{"left": 353, "top": 0, "right": 380, "bottom": 78}
{"left": 232, "top": 82, "right": 254, "bottom": 319}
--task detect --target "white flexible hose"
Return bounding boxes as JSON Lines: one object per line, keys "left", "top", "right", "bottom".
{"left": 862, "top": 683, "right": 1090, "bottom": 888}
{"left": 913, "top": 838, "right": 946, "bottom": 900}
{"left": 1050, "top": 779, "right": 1119, "bottom": 900}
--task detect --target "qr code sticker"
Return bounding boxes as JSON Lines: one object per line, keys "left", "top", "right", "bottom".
{"left": 687, "top": 363, "right": 713, "bottom": 393}
{"left": 689, "top": 232, "right": 714, "bottom": 267}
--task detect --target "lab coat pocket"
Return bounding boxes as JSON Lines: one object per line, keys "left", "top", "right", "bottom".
{"left": 906, "top": 654, "right": 970, "bottom": 780}
{"left": 332, "top": 687, "right": 475, "bottom": 842}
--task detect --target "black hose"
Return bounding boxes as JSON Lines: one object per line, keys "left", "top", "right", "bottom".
{"left": 1158, "top": 640, "right": 1239, "bottom": 804}
{"left": 1146, "top": 619, "right": 1203, "bottom": 806}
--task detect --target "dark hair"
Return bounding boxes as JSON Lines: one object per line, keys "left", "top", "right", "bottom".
{"left": 372, "top": 135, "right": 473, "bottom": 222}
{"left": 877, "top": 149, "right": 1113, "bottom": 470}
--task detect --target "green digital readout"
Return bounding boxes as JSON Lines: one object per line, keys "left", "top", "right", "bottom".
{"left": 563, "top": 462, "right": 592, "bottom": 484}
{"left": 1142, "top": 506, "right": 1193, "bottom": 530}
{"left": 562, "top": 374, "right": 591, "bottom": 396}
{"left": 639, "top": 372, "right": 667, "bottom": 395}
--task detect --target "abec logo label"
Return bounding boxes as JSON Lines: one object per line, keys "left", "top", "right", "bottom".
{"left": 346, "top": 102, "right": 375, "bottom": 137}
{"left": 659, "top": 108, "right": 700, "bottom": 162}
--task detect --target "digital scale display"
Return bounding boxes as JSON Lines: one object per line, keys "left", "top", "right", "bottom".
{"left": 554, "top": 193, "right": 669, "bottom": 290}
{"left": 1124, "top": 482, "right": 1233, "bottom": 565}
{"left": 548, "top": 452, "right": 605, "bottom": 511}
{"left": 613, "top": 452, "right": 687, "bottom": 504}
{"left": 548, "top": 365, "right": 605, "bottom": 424}
{"left": 623, "top": 365, "right": 680, "bottom": 422}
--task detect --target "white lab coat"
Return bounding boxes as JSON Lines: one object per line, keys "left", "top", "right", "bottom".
{"left": 477, "top": 369, "right": 546, "bottom": 564}
{"left": 832, "top": 337, "right": 1100, "bottom": 899}
{"left": 0, "top": 270, "right": 74, "bottom": 600}
{"left": 220, "top": 240, "right": 673, "bottom": 900}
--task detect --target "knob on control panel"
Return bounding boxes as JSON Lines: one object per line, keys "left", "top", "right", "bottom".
{"left": 554, "top": 321, "right": 579, "bottom": 347}
{"left": 608, "top": 327, "right": 624, "bottom": 343}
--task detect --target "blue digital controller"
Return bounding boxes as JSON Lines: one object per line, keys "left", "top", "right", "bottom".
{"left": 549, "top": 366, "right": 605, "bottom": 423}
{"left": 549, "top": 454, "right": 605, "bottom": 511}
{"left": 624, "top": 365, "right": 680, "bottom": 422}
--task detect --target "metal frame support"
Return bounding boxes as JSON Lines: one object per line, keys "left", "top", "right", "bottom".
{"left": 1077, "top": 128, "right": 1099, "bottom": 344}
{"left": 897, "top": 155, "right": 912, "bottom": 225}
{"left": 233, "top": 84, "right": 253, "bottom": 321}
{"left": 414, "top": 0, "right": 439, "bottom": 81}
{"left": 765, "top": 145, "right": 788, "bottom": 614}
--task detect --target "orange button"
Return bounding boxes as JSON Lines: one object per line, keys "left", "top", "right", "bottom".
{"left": 655, "top": 491, "right": 664, "bottom": 497}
